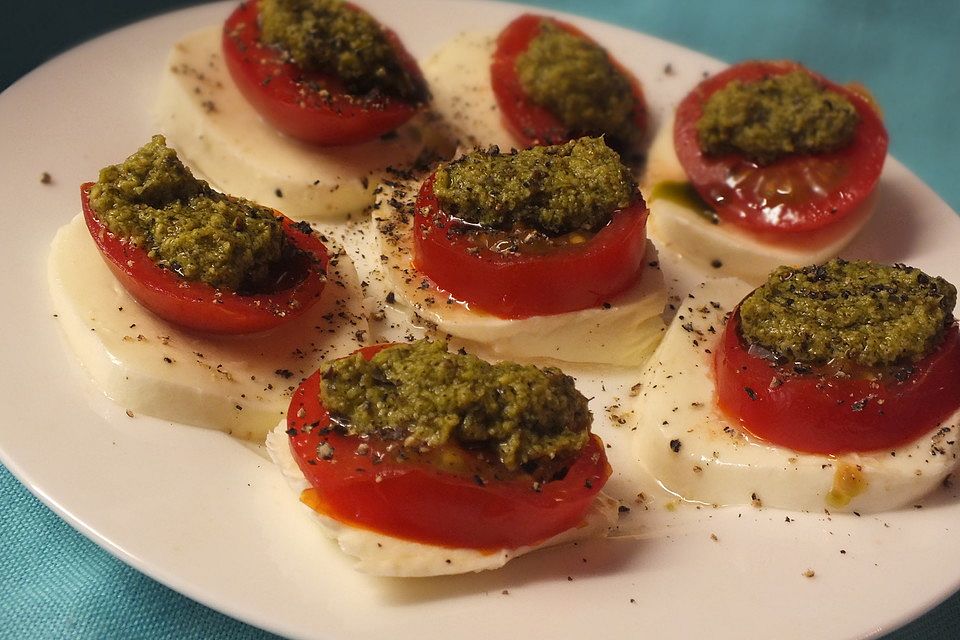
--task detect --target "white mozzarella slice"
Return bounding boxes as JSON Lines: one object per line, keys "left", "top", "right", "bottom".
{"left": 641, "top": 115, "right": 877, "bottom": 284}
{"left": 371, "top": 179, "right": 667, "bottom": 367}
{"left": 422, "top": 31, "right": 519, "bottom": 151}
{"left": 265, "top": 422, "right": 619, "bottom": 577}
{"left": 155, "top": 26, "right": 444, "bottom": 221}
{"left": 630, "top": 277, "right": 960, "bottom": 514}
{"left": 48, "top": 214, "right": 369, "bottom": 440}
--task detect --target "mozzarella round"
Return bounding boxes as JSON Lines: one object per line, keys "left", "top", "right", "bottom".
{"left": 370, "top": 178, "right": 667, "bottom": 367}
{"left": 629, "top": 277, "right": 960, "bottom": 514}
{"left": 265, "top": 421, "right": 618, "bottom": 577}
{"left": 641, "top": 115, "right": 877, "bottom": 284}
{"left": 48, "top": 214, "right": 369, "bottom": 441}
{"left": 422, "top": 31, "right": 519, "bottom": 152}
{"left": 155, "top": 26, "right": 448, "bottom": 221}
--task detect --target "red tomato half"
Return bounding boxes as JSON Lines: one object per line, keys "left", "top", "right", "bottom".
{"left": 491, "top": 13, "right": 647, "bottom": 148}
{"left": 81, "top": 183, "right": 329, "bottom": 335}
{"left": 286, "top": 344, "right": 611, "bottom": 550}
{"left": 412, "top": 174, "right": 649, "bottom": 319}
{"left": 715, "top": 309, "right": 960, "bottom": 454}
{"left": 674, "top": 60, "right": 888, "bottom": 233}
{"left": 222, "top": 1, "right": 427, "bottom": 146}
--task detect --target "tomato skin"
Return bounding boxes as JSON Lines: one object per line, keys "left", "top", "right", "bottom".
{"left": 80, "top": 183, "right": 329, "bottom": 335}
{"left": 222, "top": 1, "right": 427, "bottom": 146}
{"left": 715, "top": 309, "right": 960, "bottom": 454}
{"left": 286, "top": 344, "right": 611, "bottom": 551}
{"left": 411, "top": 173, "right": 649, "bottom": 319}
{"left": 491, "top": 13, "right": 647, "bottom": 149}
{"left": 674, "top": 60, "right": 888, "bottom": 233}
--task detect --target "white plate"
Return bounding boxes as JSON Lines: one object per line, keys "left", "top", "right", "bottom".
{"left": 2, "top": 2, "right": 959, "bottom": 639}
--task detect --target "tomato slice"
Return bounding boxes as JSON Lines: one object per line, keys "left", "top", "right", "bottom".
{"left": 222, "top": 1, "right": 427, "bottom": 146}
{"left": 411, "top": 173, "right": 649, "bottom": 319}
{"left": 715, "top": 309, "right": 960, "bottom": 454}
{"left": 491, "top": 13, "right": 647, "bottom": 149}
{"left": 674, "top": 60, "right": 888, "bottom": 233}
{"left": 286, "top": 344, "right": 611, "bottom": 550}
{"left": 81, "top": 183, "right": 329, "bottom": 335}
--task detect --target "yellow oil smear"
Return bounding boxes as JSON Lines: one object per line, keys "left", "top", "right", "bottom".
{"left": 299, "top": 487, "right": 325, "bottom": 513}
{"left": 826, "top": 461, "right": 869, "bottom": 508}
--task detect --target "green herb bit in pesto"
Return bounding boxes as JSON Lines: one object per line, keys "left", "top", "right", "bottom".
{"left": 515, "top": 21, "right": 638, "bottom": 148}
{"left": 697, "top": 70, "right": 859, "bottom": 165}
{"left": 88, "top": 135, "right": 289, "bottom": 292}
{"left": 433, "top": 137, "right": 635, "bottom": 236}
{"left": 739, "top": 259, "right": 957, "bottom": 368}
{"left": 259, "top": 0, "right": 424, "bottom": 102}
{"left": 320, "top": 340, "right": 592, "bottom": 471}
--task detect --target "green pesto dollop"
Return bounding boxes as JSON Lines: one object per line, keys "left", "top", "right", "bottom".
{"left": 515, "top": 21, "right": 638, "bottom": 148}
{"left": 697, "top": 70, "right": 859, "bottom": 165}
{"left": 432, "top": 137, "right": 635, "bottom": 236}
{"left": 319, "top": 340, "right": 592, "bottom": 471}
{"left": 259, "top": 0, "right": 424, "bottom": 101}
{"left": 739, "top": 259, "right": 957, "bottom": 367}
{"left": 88, "top": 135, "right": 287, "bottom": 292}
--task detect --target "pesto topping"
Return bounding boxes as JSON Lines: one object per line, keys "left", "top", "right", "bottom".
{"left": 320, "top": 340, "right": 591, "bottom": 471}
{"left": 432, "top": 137, "right": 635, "bottom": 236}
{"left": 88, "top": 135, "right": 288, "bottom": 292}
{"left": 515, "top": 21, "right": 638, "bottom": 148}
{"left": 697, "top": 70, "right": 859, "bottom": 165}
{"left": 739, "top": 259, "right": 957, "bottom": 367}
{"left": 259, "top": 0, "right": 424, "bottom": 101}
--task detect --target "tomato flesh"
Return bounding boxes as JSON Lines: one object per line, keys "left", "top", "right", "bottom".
{"left": 674, "top": 60, "right": 888, "bottom": 233}
{"left": 715, "top": 310, "right": 960, "bottom": 454}
{"left": 411, "top": 173, "right": 649, "bottom": 319}
{"left": 286, "top": 344, "right": 611, "bottom": 551}
{"left": 491, "top": 13, "right": 647, "bottom": 148}
{"left": 222, "top": 1, "right": 426, "bottom": 146}
{"left": 81, "top": 183, "right": 329, "bottom": 335}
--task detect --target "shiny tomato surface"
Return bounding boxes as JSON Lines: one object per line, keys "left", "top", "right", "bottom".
{"left": 674, "top": 60, "right": 888, "bottom": 233}
{"left": 411, "top": 173, "right": 649, "bottom": 319}
{"left": 715, "top": 309, "right": 960, "bottom": 454}
{"left": 491, "top": 13, "right": 647, "bottom": 148}
{"left": 81, "top": 182, "right": 328, "bottom": 334}
{"left": 286, "top": 344, "right": 611, "bottom": 550}
{"left": 222, "top": 1, "right": 426, "bottom": 146}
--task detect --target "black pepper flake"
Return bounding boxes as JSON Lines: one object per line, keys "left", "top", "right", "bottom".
{"left": 618, "top": 505, "right": 631, "bottom": 513}
{"left": 584, "top": 479, "right": 593, "bottom": 489}
{"left": 473, "top": 474, "right": 485, "bottom": 486}
{"left": 385, "top": 291, "right": 396, "bottom": 304}
{"left": 669, "top": 438, "right": 682, "bottom": 453}
{"left": 710, "top": 259, "right": 723, "bottom": 269}
{"left": 293, "top": 220, "right": 314, "bottom": 235}
{"left": 851, "top": 398, "right": 869, "bottom": 412}
{"left": 275, "top": 188, "right": 283, "bottom": 198}
{"left": 285, "top": 428, "right": 298, "bottom": 437}
{"left": 275, "top": 368, "right": 294, "bottom": 379}
{"left": 744, "top": 387, "right": 757, "bottom": 400}
{"left": 40, "top": 172, "right": 53, "bottom": 184}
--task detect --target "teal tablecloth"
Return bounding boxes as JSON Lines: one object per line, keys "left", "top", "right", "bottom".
{"left": 2, "top": 1, "right": 958, "bottom": 638}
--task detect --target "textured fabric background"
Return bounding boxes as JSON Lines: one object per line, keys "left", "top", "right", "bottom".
{"left": 2, "top": 1, "right": 958, "bottom": 638}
